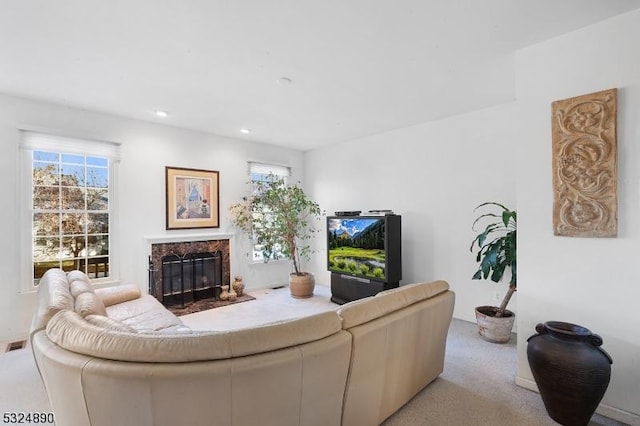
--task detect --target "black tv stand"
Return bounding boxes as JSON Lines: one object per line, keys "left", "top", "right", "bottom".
{"left": 330, "top": 273, "right": 399, "bottom": 305}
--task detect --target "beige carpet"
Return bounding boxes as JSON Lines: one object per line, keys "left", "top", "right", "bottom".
{"left": 0, "top": 285, "right": 627, "bottom": 425}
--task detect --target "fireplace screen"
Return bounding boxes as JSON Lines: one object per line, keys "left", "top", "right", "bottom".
{"left": 151, "top": 250, "right": 222, "bottom": 308}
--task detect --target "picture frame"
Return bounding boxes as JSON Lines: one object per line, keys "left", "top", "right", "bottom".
{"left": 165, "top": 166, "right": 220, "bottom": 230}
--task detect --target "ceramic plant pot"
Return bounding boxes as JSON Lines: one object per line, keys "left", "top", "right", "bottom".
{"left": 474, "top": 305, "right": 515, "bottom": 343}
{"left": 289, "top": 272, "right": 315, "bottom": 298}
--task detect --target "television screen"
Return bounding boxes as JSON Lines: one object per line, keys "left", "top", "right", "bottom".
{"left": 327, "top": 217, "right": 387, "bottom": 280}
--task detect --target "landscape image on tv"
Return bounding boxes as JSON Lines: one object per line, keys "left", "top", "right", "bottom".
{"left": 327, "top": 217, "right": 386, "bottom": 280}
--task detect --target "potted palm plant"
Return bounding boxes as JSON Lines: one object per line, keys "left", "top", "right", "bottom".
{"left": 228, "top": 175, "right": 322, "bottom": 298}
{"left": 470, "top": 202, "right": 516, "bottom": 343}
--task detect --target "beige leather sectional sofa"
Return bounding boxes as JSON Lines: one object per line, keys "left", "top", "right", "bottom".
{"left": 30, "top": 268, "right": 455, "bottom": 426}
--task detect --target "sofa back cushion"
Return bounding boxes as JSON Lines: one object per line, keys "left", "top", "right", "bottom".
{"left": 46, "top": 310, "right": 344, "bottom": 363}
{"left": 30, "top": 268, "right": 74, "bottom": 333}
{"left": 67, "top": 270, "right": 91, "bottom": 284}
{"left": 69, "top": 279, "right": 93, "bottom": 298}
{"left": 74, "top": 292, "right": 108, "bottom": 317}
{"left": 337, "top": 280, "right": 449, "bottom": 329}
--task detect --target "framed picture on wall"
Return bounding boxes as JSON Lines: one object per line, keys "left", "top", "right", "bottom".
{"left": 165, "top": 166, "right": 220, "bottom": 229}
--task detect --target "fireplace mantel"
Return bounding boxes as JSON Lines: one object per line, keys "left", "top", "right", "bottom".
{"left": 145, "top": 233, "right": 233, "bottom": 245}
{"left": 144, "top": 233, "right": 233, "bottom": 255}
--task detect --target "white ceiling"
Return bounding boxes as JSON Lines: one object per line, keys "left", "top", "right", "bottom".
{"left": 1, "top": 1, "right": 639, "bottom": 151}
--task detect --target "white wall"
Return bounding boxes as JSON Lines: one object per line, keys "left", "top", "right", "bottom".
{"left": 514, "top": 10, "right": 640, "bottom": 424}
{"left": 304, "top": 101, "right": 517, "bottom": 325}
{"left": 0, "top": 94, "right": 304, "bottom": 341}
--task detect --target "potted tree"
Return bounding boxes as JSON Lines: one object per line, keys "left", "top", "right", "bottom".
{"left": 228, "top": 175, "right": 322, "bottom": 298}
{"left": 470, "top": 202, "right": 516, "bottom": 343}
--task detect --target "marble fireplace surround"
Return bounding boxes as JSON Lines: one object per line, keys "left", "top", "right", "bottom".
{"left": 144, "top": 233, "right": 232, "bottom": 300}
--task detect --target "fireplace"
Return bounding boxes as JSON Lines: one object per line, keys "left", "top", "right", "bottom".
{"left": 154, "top": 251, "right": 222, "bottom": 307}
{"left": 147, "top": 238, "right": 231, "bottom": 308}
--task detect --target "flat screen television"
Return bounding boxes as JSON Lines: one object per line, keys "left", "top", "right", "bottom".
{"left": 327, "top": 215, "right": 401, "bottom": 284}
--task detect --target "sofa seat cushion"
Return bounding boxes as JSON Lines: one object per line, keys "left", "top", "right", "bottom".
{"left": 338, "top": 280, "right": 450, "bottom": 329}
{"left": 159, "top": 324, "right": 194, "bottom": 334}
{"left": 85, "top": 315, "right": 138, "bottom": 333}
{"left": 46, "top": 310, "right": 344, "bottom": 363}
{"left": 106, "top": 295, "right": 183, "bottom": 332}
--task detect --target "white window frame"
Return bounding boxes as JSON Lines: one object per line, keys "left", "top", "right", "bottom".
{"left": 248, "top": 162, "right": 291, "bottom": 263}
{"left": 19, "top": 131, "right": 121, "bottom": 292}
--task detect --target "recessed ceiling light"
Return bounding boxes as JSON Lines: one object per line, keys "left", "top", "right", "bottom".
{"left": 277, "top": 77, "right": 292, "bottom": 86}
{"left": 240, "top": 128, "right": 252, "bottom": 134}
{"left": 155, "top": 110, "right": 169, "bottom": 118}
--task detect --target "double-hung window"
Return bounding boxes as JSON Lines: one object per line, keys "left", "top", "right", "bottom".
{"left": 248, "top": 162, "right": 290, "bottom": 262}
{"left": 20, "top": 132, "right": 120, "bottom": 289}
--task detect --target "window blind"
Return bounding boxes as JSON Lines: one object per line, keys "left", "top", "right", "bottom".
{"left": 20, "top": 131, "right": 121, "bottom": 160}
{"left": 248, "top": 161, "right": 291, "bottom": 177}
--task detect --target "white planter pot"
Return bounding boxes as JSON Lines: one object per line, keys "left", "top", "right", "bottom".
{"left": 475, "top": 305, "right": 515, "bottom": 343}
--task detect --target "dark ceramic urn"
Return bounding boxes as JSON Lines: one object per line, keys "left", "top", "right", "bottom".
{"left": 527, "top": 321, "right": 612, "bottom": 426}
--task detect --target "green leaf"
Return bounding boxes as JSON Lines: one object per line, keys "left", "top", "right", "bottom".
{"left": 490, "top": 262, "right": 506, "bottom": 283}
{"left": 470, "top": 201, "right": 517, "bottom": 290}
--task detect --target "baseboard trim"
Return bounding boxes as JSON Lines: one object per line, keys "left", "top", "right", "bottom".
{"left": 515, "top": 375, "right": 640, "bottom": 426}
{"left": 514, "top": 376, "right": 537, "bottom": 392}
{"left": 596, "top": 405, "right": 640, "bottom": 426}
{"left": 250, "top": 283, "right": 331, "bottom": 292}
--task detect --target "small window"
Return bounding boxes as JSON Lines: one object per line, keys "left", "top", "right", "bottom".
{"left": 248, "top": 162, "right": 290, "bottom": 262}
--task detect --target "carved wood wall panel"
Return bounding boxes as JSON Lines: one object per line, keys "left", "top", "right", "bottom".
{"left": 552, "top": 88, "right": 617, "bottom": 237}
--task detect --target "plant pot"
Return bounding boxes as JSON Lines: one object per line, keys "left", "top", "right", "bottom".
{"left": 527, "top": 321, "right": 612, "bottom": 426}
{"left": 289, "top": 272, "right": 315, "bottom": 298}
{"left": 474, "top": 305, "right": 515, "bottom": 343}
